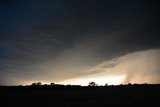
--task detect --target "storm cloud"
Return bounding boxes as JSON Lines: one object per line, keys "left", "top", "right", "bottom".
{"left": 0, "top": 0, "right": 160, "bottom": 85}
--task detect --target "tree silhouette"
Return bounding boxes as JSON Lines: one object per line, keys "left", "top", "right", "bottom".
{"left": 50, "top": 83, "right": 55, "bottom": 85}
{"left": 31, "top": 82, "right": 42, "bottom": 86}
{"left": 37, "top": 82, "right": 42, "bottom": 85}
{"left": 128, "top": 83, "right": 132, "bottom": 85}
{"left": 105, "top": 83, "right": 108, "bottom": 86}
{"left": 88, "top": 82, "right": 96, "bottom": 86}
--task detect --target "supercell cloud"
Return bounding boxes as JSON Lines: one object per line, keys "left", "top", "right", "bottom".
{"left": 0, "top": 0, "right": 160, "bottom": 85}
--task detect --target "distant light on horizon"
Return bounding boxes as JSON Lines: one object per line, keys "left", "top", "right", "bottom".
{"left": 58, "top": 75, "right": 126, "bottom": 86}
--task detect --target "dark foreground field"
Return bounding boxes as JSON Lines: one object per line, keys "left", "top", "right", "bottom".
{"left": 0, "top": 84, "right": 160, "bottom": 107}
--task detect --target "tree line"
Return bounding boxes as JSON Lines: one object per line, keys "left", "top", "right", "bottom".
{"left": 29, "top": 81, "right": 151, "bottom": 87}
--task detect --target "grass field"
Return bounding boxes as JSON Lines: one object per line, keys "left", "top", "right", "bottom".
{"left": 0, "top": 84, "right": 160, "bottom": 107}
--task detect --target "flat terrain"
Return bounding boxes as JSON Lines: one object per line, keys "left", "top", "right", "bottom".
{"left": 0, "top": 84, "right": 160, "bottom": 107}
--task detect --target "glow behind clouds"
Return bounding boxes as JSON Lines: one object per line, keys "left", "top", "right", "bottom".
{"left": 21, "top": 49, "right": 160, "bottom": 86}
{"left": 59, "top": 49, "right": 160, "bottom": 85}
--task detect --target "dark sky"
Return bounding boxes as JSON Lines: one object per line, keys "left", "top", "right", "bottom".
{"left": 0, "top": 0, "right": 160, "bottom": 85}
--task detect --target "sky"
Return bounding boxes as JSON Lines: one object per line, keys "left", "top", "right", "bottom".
{"left": 0, "top": 0, "right": 160, "bottom": 85}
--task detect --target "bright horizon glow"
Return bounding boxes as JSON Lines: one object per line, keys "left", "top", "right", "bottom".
{"left": 58, "top": 75, "right": 126, "bottom": 86}
{"left": 13, "top": 49, "right": 160, "bottom": 86}
{"left": 19, "top": 75, "right": 125, "bottom": 86}
{"left": 20, "top": 81, "right": 51, "bottom": 86}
